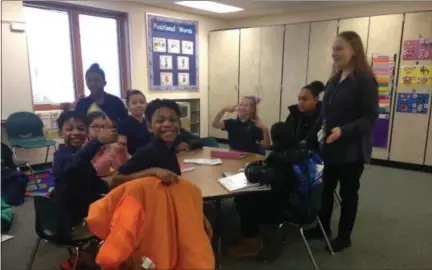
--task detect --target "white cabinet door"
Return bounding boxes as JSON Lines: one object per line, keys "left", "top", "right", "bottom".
{"left": 239, "top": 27, "right": 261, "bottom": 98}
{"left": 259, "top": 25, "right": 284, "bottom": 127}
{"left": 208, "top": 30, "right": 240, "bottom": 139}
{"left": 338, "top": 17, "right": 370, "bottom": 53}
{"left": 281, "top": 23, "right": 310, "bottom": 121}
{"left": 390, "top": 12, "right": 432, "bottom": 164}
{"left": 307, "top": 20, "right": 338, "bottom": 84}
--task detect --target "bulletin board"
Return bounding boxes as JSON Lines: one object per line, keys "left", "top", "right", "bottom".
{"left": 371, "top": 53, "right": 396, "bottom": 148}
{"left": 146, "top": 14, "right": 199, "bottom": 91}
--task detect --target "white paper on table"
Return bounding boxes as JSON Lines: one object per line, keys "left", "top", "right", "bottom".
{"left": 183, "top": 158, "right": 222, "bottom": 165}
{"left": 1, "top": 235, "right": 14, "bottom": 243}
{"left": 218, "top": 172, "right": 271, "bottom": 193}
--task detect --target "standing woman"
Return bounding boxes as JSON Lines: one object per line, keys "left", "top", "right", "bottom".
{"left": 305, "top": 31, "right": 378, "bottom": 252}
{"left": 75, "top": 63, "right": 128, "bottom": 124}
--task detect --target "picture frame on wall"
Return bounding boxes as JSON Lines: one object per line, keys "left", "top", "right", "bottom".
{"left": 146, "top": 13, "right": 199, "bottom": 91}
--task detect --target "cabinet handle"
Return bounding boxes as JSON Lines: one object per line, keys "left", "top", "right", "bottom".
{"left": 234, "top": 84, "right": 238, "bottom": 92}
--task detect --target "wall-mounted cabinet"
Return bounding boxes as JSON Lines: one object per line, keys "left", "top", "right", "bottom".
{"left": 208, "top": 11, "right": 432, "bottom": 166}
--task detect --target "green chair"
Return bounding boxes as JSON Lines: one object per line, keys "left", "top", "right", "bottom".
{"left": 201, "top": 137, "right": 219, "bottom": 148}
{"left": 5, "top": 112, "right": 57, "bottom": 164}
{"left": 26, "top": 196, "right": 97, "bottom": 270}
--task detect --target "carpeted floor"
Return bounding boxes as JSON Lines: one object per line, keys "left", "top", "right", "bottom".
{"left": 2, "top": 164, "right": 432, "bottom": 269}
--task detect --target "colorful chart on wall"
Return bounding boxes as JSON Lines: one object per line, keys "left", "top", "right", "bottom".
{"left": 371, "top": 54, "right": 396, "bottom": 148}
{"left": 396, "top": 93, "right": 429, "bottom": 114}
{"left": 146, "top": 14, "right": 199, "bottom": 91}
{"left": 402, "top": 35, "right": 432, "bottom": 60}
{"left": 399, "top": 64, "right": 432, "bottom": 85}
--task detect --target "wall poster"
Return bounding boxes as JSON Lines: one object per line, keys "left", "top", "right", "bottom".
{"left": 371, "top": 54, "right": 396, "bottom": 148}
{"left": 146, "top": 14, "right": 199, "bottom": 91}
{"left": 399, "top": 64, "right": 432, "bottom": 85}
{"left": 396, "top": 93, "right": 429, "bottom": 114}
{"left": 402, "top": 35, "right": 432, "bottom": 60}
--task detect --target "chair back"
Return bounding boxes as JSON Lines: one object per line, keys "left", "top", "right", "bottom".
{"left": 33, "top": 196, "right": 72, "bottom": 244}
{"left": 201, "top": 137, "right": 219, "bottom": 148}
{"left": 6, "top": 112, "right": 45, "bottom": 141}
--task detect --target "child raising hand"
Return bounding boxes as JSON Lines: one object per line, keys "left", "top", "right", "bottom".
{"left": 212, "top": 96, "right": 269, "bottom": 155}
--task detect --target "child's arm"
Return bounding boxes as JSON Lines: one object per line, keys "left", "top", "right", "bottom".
{"left": 212, "top": 105, "right": 237, "bottom": 130}
{"left": 254, "top": 121, "right": 270, "bottom": 148}
{"left": 111, "top": 168, "right": 178, "bottom": 188}
{"left": 178, "top": 128, "right": 204, "bottom": 150}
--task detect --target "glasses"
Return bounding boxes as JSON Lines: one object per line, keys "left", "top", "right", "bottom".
{"left": 89, "top": 125, "right": 105, "bottom": 131}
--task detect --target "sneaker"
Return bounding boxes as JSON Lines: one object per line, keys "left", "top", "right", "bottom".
{"left": 227, "top": 237, "right": 264, "bottom": 258}
{"left": 303, "top": 227, "right": 332, "bottom": 240}
{"left": 326, "top": 237, "right": 351, "bottom": 253}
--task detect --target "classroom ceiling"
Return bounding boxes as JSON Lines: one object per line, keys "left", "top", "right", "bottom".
{"left": 138, "top": 1, "right": 367, "bottom": 20}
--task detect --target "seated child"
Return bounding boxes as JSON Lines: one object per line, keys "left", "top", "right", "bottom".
{"left": 88, "top": 111, "right": 129, "bottom": 177}
{"left": 87, "top": 176, "right": 214, "bottom": 270}
{"left": 175, "top": 127, "right": 204, "bottom": 152}
{"left": 112, "top": 99, "right": 184, "bottom": 187}
{"left": 211, "top": 96, "right": 270, "bottom": 155}
{"left": 117, "top": 90, "right": 151, "bottom": 155}
{"left": 51, "top": 110, "right": 117, "bottom": 231}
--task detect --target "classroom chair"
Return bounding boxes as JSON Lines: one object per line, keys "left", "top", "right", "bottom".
{"left": 264, "top": 181, "right": 334, "bottom": 270}
{"left": 6, "top": 112, "right": 57, "bottom": 164}
{"left": 1, "top": 142, "right": 38, "bottom": 188}
{"left": 26, "top": 196, "right": 97, "bottom": 270}
{"left": 201, "top": 137, "right": 219, "bottom": 148}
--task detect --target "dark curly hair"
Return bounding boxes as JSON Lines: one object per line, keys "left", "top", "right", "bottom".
{"left": 57, "top": 110, "right": 87, "bottom": 131}
{"left": 144, "top": 99, "right": 181, "bottom": 121}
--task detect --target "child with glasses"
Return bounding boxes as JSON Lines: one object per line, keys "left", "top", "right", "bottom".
{"left": 87, "top": 111, "right": 129, "bottom": 177}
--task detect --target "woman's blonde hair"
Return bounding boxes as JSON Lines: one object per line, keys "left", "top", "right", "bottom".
{"left": 331, "top": 31, "right": 373, "bottom": 77}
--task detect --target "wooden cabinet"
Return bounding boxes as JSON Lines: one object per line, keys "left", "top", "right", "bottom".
{"left": 208, "top": 30, "right": 240, "bottom": 139}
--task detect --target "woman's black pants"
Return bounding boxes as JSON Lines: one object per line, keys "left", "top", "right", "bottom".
{"left": 319, "top": 161, "right": 364, "bottom": 241}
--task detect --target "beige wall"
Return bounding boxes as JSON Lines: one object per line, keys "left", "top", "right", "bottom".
{"left": 1, "top": 0, "right": 227, "bottom": 164}
{"left": 227, "top": 2, "right": 432, "bottom": 28}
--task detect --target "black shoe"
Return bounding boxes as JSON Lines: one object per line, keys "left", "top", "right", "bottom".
{"left": 326, "top": 237, "right": 351, "bottom": 253}
{"left": 303, "top": 227, "right": 332, "bottom": 240}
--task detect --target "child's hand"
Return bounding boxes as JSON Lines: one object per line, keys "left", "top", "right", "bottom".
{"left": 176, "top": 142, "right": 190, "bottom": 152}
{"left": 254, "top": 120, "right": 267, "bottom": 130}
{"left": 117, "top": 135, "right": 127, "bottom": 148}
{"left": 204, "top": 217, "right": 213, "bottom": 239}
{"left": 152, "top": 168, "right": 178, "bottom": 185}
{"left": 224, "top": 105, "right": 238, "bottom": 113}
{"left": 97, "top": 128, "right": 118, "bottom": 145}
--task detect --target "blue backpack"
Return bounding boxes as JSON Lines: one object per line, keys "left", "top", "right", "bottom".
{"left": 288, "top": 153, "right": 324, "bottom": 222}
{"left": 1, "top": 168, "right": 27, "bottom": 206}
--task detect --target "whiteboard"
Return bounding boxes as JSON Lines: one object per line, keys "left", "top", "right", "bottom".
{"left": 1, "top": 22, "right": 33, "bottom": 120}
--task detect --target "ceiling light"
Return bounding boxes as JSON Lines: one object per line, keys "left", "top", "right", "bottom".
{"left": 175, "top": 1, "right": 243, "bottom": 13}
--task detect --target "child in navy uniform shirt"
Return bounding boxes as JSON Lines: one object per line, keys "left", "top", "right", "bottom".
{"left": 112, "top": 99, "right": 183, "bottom": 187}
{"left": 118, "top": 90, "right": 151, "bottom": 155}
{"left": 52, "top": 110, "right": 117, "bottom": 227}
{"left": 212, "top": 96, "right": 270, "bottom": 155}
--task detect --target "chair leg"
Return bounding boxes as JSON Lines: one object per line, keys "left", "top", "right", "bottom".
{"left": 26, "top": 238, "right": 41, "bottom": 270}
{"left": 317, "top": 217, "right": 335, "bottom": 255}
{"left": 27, "top": 163, "right": 39, "bottom": 189}
{"left": 44, "top": 146, "right": 50, "bottom": 164}
{"left": 299, "top": 226, "right": 319, "bottom": 270}
{"left": 72, "top": 247, "right": 80, "bottom": 270}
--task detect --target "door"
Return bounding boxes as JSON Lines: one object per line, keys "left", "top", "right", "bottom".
{"left": 281, "top": 23, "right": 310, "bottom": 121}
{"left": 258, "top": 26, "right": 284, "bottom": 127}
{"left": 208, "top": 30, "right": 240, "bottom": 139}
{"left": 367, "top": 14, "right": 403, "bottom": 160}
{"left": 307, "top": 20, "right": 338, "bottom": 84}
{"left": 389, "top": 12, "right": 432, "bottom": 164}
{"left": 239, "top": 27, "right": 260, "bottom": 98}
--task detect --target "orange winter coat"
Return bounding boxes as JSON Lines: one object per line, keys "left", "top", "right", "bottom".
{"left": 87, "top": 177, "right": 215, "bottom": 270}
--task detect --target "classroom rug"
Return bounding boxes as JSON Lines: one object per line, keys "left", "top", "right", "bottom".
{"left": 25, "top": 168, "right": 54, "bottom": 197}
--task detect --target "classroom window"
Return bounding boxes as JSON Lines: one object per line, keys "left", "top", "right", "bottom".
{"left": 23, "top": 2, "right": 130, "bottom": 110}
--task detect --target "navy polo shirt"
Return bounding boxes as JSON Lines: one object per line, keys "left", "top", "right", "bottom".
{"left": 118, "top": 116, "right": 151, "bottom": 155}
{"left": 52, "top": 139, "right": 109, "bottom": 225}
{"left": 223, "top": 118, "right": 264, "bottom": 154}
{"left": 117, "top": 137, "right": 181, "bottom": 176}
{"left": 75, "top": 92, "right": 128, "bottom": 124}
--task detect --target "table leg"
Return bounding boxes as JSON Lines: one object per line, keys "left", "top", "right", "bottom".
{"left": 212, "top": 198, "right": 222, "bottom": 268}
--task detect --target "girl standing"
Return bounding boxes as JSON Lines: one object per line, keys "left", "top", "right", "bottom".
{"left": 212, "top": 96, "right": 270, "bottom": 155}
{"left": 117, "top": 90, "right": 151, "bottom": 155}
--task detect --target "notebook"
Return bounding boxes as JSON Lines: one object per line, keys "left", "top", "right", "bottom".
{"left": 183, "top": 159, "right": 222, "bottom": 166}
{"left": 218, "top": 172, "right": 270, "bottom": 193}
{"left": 180, "top": 163, "right": 196, "bottom": 173}
{"left": 210, "top": 150, "right": 246, "bottom": 159}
